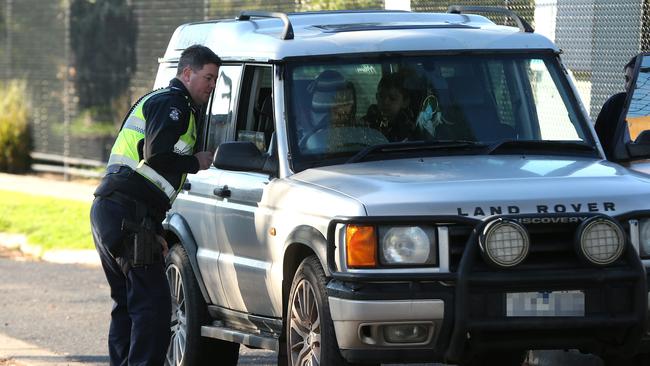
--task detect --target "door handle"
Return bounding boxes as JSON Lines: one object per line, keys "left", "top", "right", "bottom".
{"left": 182, "top": 182, "right": 192, "bottom": 191}
{"left": 213, "top": 185, "right": 231, "bottom": 198}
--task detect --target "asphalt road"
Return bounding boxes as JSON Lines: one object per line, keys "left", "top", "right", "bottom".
{"left": 0, "top": 248, "right": 277, "bottom": 366}
{"left": 0, "top": 247, "right": 605, "bottom": 366}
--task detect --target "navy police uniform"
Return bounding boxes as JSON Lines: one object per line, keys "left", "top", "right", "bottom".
{"left": 90, "top": 77, "right": 200, "bottom": 366}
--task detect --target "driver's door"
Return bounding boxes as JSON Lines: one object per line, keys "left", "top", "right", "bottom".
{"left": 213, "top": 64, "right": 280, "bottom": 317}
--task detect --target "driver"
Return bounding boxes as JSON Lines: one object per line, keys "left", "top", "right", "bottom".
{"left": 299, "top": 70, "right": 360, "bottom": 152}
{"left": 308, "top": 70, "right": 356, "bottom": 130}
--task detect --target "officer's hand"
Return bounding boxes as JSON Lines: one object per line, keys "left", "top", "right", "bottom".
{"left": 194, "top": 151, "right": 214, "bottom": 170}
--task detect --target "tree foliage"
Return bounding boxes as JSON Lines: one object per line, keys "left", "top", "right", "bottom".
{"left": 0, "top": 80, "right": 31, "bottom": 173}
{"left": 296, "top": 0, "right": 382, "bottom": 11}
{"left": 207, "top": 0, "right": 382, "bottom": 18}
{"left": 70, "top": 0, "right": 136, "bottom": 117}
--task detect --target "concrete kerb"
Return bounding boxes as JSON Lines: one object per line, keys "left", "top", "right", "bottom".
{"left": 0, "top": 173, "right": 100, "bottom": 267}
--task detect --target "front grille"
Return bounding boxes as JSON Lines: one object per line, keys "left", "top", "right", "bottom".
{"left": 445, "top": 220, "right": 627, "bottom": 272}
{"left": 447, "top": 224, "right": 472, "bottom": 272}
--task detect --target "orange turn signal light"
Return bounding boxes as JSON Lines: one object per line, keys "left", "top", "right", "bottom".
{"left": 346, "top": 225, "right": 377, "bottom": 268}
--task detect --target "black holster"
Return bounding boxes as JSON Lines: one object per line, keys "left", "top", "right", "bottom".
{"left": 122, "top": 215, "right": 160, "bottom": 266}
{"left": 117, "top": 193, "right": 161, "bottom": 267}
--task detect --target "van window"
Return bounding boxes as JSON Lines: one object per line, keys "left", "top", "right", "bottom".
{"left": 206, "top": 65, "right": 242, "bottom": 152}
{"left": 235, "top": 65, "right": 274, "bottom": 153}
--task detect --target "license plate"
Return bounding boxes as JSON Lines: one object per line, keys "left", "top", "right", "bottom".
{"left": 506, "top": 290, "right": 584, "bottom": 317}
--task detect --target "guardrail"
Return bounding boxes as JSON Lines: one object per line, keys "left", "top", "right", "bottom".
{"left": 30, "top": 152, "right": 105, "bottom": 179}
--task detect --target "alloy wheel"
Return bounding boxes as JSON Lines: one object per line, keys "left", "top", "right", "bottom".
{"left": 166, "top": 264, "right": 187, "bottom": 366}
{"left": 288, "top": 278, "right": 321, "bottom": 366}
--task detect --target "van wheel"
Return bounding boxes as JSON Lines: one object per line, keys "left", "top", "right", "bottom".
{"left": 165, "top": 244, "right": 239, "bottom": 366}
{"left": 287, "top": 255, "right": 376, "bottom": 366}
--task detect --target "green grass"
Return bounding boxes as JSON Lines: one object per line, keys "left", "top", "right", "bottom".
{"left": 0, "top": 190, "right": 93, "bottom": 251}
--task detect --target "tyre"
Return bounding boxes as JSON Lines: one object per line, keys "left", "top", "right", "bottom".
{"left": 165, "top": 244, "right": 240, "bottom": 366}
{"left": 286, "top": 255, "right": 346, "bottom": 366}
{"left": 286, "top": 255, "right": 377, "bottom": 366}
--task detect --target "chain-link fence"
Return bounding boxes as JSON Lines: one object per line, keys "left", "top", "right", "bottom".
{"left": 0, "top": 0, "right": 647, "bottom": 176}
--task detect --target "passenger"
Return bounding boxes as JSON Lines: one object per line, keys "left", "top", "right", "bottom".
{"left": 363, "top": 71, "right": 417, "bottom": 141}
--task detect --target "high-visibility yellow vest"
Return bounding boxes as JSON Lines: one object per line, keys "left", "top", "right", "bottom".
{"left": 107, "top": 88, "right": 196, "bottom": 203}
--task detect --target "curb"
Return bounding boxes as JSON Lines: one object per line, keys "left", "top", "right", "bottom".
{"left": 0, "top": 233, "right": 100, "bottom": 267}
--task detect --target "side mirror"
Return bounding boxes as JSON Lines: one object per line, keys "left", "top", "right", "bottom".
{"left": 626, "top": 139, "right": 650, "bottom": 158}
{"left": 213, "top": 141, "right": 266, "bottom": 172}
{"left": 635, "top": 130, "right": 650, "bottom": 143}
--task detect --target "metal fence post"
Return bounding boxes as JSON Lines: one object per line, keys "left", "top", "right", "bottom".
{"left": 63, "top": 0, "right": 71, "bottom": 181}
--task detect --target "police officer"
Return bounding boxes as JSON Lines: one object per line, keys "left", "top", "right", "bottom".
{"left": 90, "top": 45, "right": 219, "bottom": 366}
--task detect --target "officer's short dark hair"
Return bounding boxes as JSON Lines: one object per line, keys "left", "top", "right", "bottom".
{"left": 177, "top": 45, "right": 221, "bottom": 75}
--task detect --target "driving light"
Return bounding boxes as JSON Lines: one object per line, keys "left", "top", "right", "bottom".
{"left": 382, "top": 323, "right": 432, "bottom": 344}
{"left": 577, "top": 217, "right": 625, "bottom": 266}
{"left": 480, "top": 219, "right": 529, "bottom": 268}
{"left": 639, "top": 219, "right": 650, "bottom": 257}
{"left": 378, "top": 226, "right": 436, "bottom": 265}
{"left": 346, "top": 225, "right": 377, "bottom": 268}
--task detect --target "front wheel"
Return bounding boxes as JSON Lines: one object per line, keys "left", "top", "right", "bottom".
{"left": 287, "top": 255, "right": 351, "bottom": 366}
{"left": 165, "top": 244, "right": 239, "bottom": 366}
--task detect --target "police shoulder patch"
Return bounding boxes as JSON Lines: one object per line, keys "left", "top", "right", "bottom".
{"left": 169, "top": 107, "right": 181, "bottom": 121}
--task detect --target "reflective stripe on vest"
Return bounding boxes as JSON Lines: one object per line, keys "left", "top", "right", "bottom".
{"left": 106, "top": 154, "right": 179, "bottom": 201}
{"left": 107, "top": 88, "right": 196, "bottom": 203}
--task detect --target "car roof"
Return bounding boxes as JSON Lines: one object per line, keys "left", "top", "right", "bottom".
{"left": 161, "top": 10, "right": 559, "bottom": 62}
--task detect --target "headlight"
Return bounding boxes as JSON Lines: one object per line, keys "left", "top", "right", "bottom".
{"left": 576, "top": 217, "right": 625, "bottom": 266}
{"left": 378, "top": 226, "right": 437, "bottom": 265}
{"left": 639, "top": 219, "right": 650, "bottom": 257}
{"left": 480, "top": 219, "right": 529, "bottom": 268}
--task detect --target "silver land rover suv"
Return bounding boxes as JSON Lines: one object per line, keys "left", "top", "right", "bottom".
{"left": 159, "top": 6, "right": 650, "bottom": 366}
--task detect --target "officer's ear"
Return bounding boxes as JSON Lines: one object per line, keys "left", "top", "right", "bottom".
{"left": 180, "top": 66, "right": 193, "bottom": 83}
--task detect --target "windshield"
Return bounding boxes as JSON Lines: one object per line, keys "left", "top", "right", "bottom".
{"left": 286, "top": 53, "right": 594, "bottom": 171}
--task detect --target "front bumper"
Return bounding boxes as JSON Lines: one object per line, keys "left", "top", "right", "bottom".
{"left": 329, "top": 297, "right": 445, "bottom": 349}
{"left": 326, "top": 215, "right": 649, "bottom": 364}
{"left": 328, "top": 272, "right": 648, "bottom": 364}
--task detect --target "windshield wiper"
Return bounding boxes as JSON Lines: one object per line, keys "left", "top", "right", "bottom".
{"left": 484, "top": 140, "right": 598, "bottom": 156}
{"left": 346, "top": 140, "right": 485, "bottom": 164}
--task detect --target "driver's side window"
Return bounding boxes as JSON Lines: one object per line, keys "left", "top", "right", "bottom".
{"left": 235, "top": 65, "right": 275, "bottom": 154}
{"left": 627, "top": 62, "right": 650, "bottom": 141}
{"left": 205, "top": 65, "right": 242, "bottom": 153}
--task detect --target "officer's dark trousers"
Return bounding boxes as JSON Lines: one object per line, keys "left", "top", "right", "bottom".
{"left": 90, "top": 196, "right": 171, "bottom": 366}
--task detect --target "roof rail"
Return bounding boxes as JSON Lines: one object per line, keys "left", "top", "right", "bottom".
{"left": 237, "top": 11, "right": 294, "bottom": 40}
{"left": 447, "top": 5, "right": 534, "bottom": 33}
